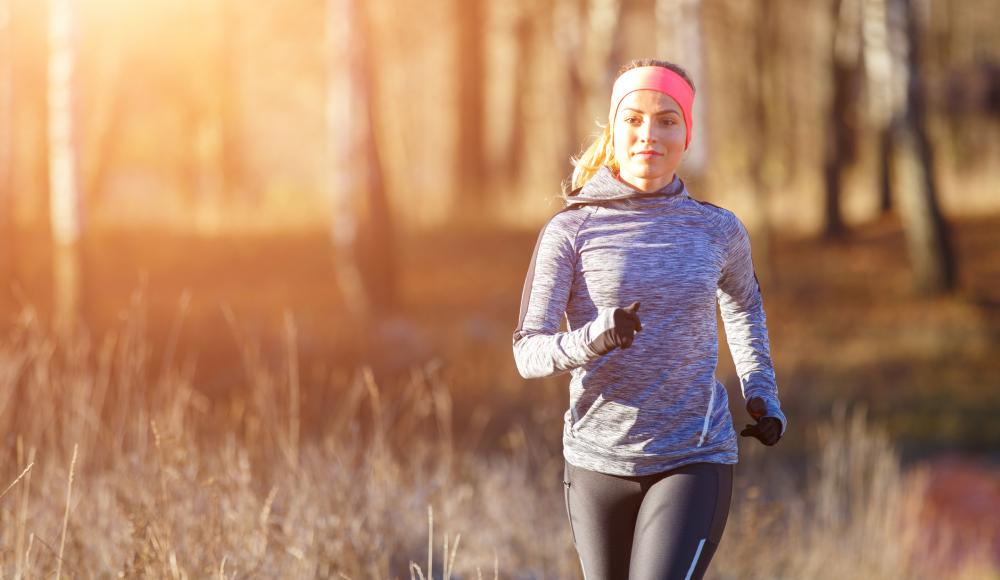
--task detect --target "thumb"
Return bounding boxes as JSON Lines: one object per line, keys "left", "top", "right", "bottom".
{"left": 623, "top": 302, "right": 641, "bottom": 331}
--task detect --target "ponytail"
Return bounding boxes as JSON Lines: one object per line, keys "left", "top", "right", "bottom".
{"left": 566, "top": 124, "right": 618, "bottom": 194}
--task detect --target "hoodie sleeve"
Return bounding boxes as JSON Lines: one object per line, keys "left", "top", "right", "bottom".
{"left": 512, "top": 210, "right": 616, "bottom": 379}
{"left": 716, "top": 211, "right": 788, "bottom": 435}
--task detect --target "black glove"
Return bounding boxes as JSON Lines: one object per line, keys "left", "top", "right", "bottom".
{"left": 590, "top": 301, "right": 643, "bottom": 355}
{"left": 739, "top": 396, "right": 782, "bottom": 446}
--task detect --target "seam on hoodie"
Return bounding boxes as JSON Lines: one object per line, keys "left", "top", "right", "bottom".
{"left": 513, "top": 208, "right": 586, "bottom": 343}
{"left": 697, "top": 382, "right": 716, "bottom": 447}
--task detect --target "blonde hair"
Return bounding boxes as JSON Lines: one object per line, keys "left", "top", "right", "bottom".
{"left": 567, "top": 124, "right": 619, "bottom": 194}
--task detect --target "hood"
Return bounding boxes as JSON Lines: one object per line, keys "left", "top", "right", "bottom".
{"left": 567, "top": 165, "right": 687, "bottom": 206}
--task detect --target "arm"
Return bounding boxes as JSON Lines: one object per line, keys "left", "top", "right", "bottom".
{"left": 716, "top": 213, "right": 788, "bottom": 436}
{"left": 512, "top": 213, "right": 619, "bottom": 379}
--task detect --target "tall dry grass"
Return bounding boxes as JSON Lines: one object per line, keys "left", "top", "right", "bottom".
{"left": 0, "top": 302, "right": 996, "bottom": 579}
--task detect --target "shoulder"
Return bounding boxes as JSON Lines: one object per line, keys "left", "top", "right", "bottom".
{"left": 686, "top": 197, "right": 746, "bottom": 240}
{"left": 689, "top": 197, "right": 738, "bottom": 224}
{"left": 524, "top": 206, "right": 593, "bottom": 267}
{"left": 539, "top": 205, "right": 593, "bottom": 243}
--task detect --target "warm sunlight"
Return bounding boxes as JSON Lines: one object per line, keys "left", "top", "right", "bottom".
{"left": 0, "top": 0, "right": 998, "bottom": 577}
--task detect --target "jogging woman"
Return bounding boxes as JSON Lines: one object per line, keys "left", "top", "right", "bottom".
{"left": 512, "top": 59, "right": 788, "bottom": 579}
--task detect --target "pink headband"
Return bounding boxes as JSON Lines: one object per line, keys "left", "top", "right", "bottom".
{"left": 609, "top": 66, "right": 694, "bottom": 149}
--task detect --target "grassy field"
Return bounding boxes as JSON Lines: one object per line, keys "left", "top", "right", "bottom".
{"left": 1, "top": 212, "right": 999, "bottom": 577}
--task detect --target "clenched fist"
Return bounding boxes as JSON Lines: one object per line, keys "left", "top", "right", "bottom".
{"left": 739, "top": 396, "right": 782, "bottom": 446}
{"left": 591, "top": 301, "right": 643, "bottom": 355}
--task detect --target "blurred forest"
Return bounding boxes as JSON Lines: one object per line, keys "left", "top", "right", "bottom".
{"left": 0, "top": 0, "right": 996, "bottom": 355}
{"left": 1, "top": 0, "right": 1000, "bottom": 577}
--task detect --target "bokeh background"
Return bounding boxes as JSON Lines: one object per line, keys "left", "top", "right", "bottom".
{"left": 1, "top": 0, "right": 999, "bottom": 577}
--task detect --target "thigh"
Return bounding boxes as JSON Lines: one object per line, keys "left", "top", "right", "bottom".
{"left": 628, "top": 462, "right": 734, "bottom": 580}
{"left": 564, "top": 461, "right": 644, "bottom": 580}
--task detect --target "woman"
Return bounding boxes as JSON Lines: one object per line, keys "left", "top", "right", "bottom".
{"left": 512, "top": 59, "right": 787, "bottom": 579}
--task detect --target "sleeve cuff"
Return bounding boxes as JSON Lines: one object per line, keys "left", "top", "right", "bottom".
{"left": 763, "top": 399, "right": 787, "bottom": 436}
{"left": 747, "top": 392, "right": 787, "bottom": 437}
{"left": 586, "top": 307, "right": 618, "bottom": 347}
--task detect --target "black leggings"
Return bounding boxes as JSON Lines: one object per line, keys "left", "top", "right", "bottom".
{"left": 562, "top": 461, "right": 734, "bottom": 580}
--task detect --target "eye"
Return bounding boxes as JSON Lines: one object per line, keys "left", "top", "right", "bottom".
{"left": 624, "top": 116, "right": 641, "bottom": 125}
{"left": 660, "top": 117, "right": 677, "bottom": 126}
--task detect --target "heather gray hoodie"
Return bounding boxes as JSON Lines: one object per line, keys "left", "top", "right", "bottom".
{"left": 513, "top": 166, "right": 787, "bottom": 476}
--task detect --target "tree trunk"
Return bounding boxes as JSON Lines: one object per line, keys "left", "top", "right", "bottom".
{"left": 877, "top": 124, "right": 893, "bottom": 212}
{"left": 326, "top": 0, "right": 397, "bottom": 320}
{"left": 48, "top": 0, "right": 82, "bottom": 335}
{"left": 582, "top": 0, "right": 621, "bottom": 135}
{"left": 746, "top": 0, "right": 777, "bottom": 283}
{"left": 654, "top": 0, "right": 707, "bottom": 175}
{"left": 219, "top": 0, "right": 244, "bottom": 202}
{"left": 553, "top": 0, "right": 622, "bottom": 185}
{"left": 553, "top": 0, "right": 585, "bottom": 181}
{"left": 823, "top": 0, "right": 863, "bottom": 238}
{"left": 82, "top": 47, "right": 124, "bottom": 209}
{"left": 355, "top": 19, "right": 397, "bottom": 313}
{"left": 455, "top": 0, "right": 486, "bottom": 205}
{"left": 891, "top": 0, "right": 954, "bottom": 294}
{"left": 862, "top": 0, "right": 899, "bottom": 216}
{"left": 604, "top": 0, "right": 627, "bottom": 89}
{"left": 503, "top": 1, "right": 535, "bottom": 184}
{"left": 326, "top": 0, "right": 365, "bottom": 319}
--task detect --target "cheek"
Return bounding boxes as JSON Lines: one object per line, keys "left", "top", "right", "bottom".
{"left": 662, "top": 132, "right": 687, "bottom": 157}
{"left": 613, "top": 131, "right": 633, "bottom": 161}
{"left": 661, "top": 125, "right": 686, "bottom": 145}
{"left": 613, "top": 126, "right": 634, "bottom": 146}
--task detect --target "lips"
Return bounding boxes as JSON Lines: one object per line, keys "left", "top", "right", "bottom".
{"left": 634, "top": 151, "right": 662, "bottom": 157}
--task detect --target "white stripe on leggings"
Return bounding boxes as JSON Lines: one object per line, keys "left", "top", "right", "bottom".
{"left": 684, "top": 538, "right": 707, "bottom": 580}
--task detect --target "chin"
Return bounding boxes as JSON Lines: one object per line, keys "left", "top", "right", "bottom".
{"left": 629, "top": 165, "right": 670, "bottom": 180}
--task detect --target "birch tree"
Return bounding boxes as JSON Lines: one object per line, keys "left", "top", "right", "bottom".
{"left": 582, "top": 0, "right": 622, "bottom": 135}
{"left": 862, "top": 0, "right": 897, "bottom": 213}
{"left": 654, "top": 0, "right": 707, "bottom": 174}
{"left": 48, "top": 0, "right": 82, "bottom": 333}
{"left": 891, "top": 0, "right": 954, "bottom": 293}
{"left": 552, "top": 0, "right": 623, "bottom": 183}
{"left": 864, "top": 0, "right": 954, "bottom": 293}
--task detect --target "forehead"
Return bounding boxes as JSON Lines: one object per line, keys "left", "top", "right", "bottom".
{"left": 617, "top": 90, "right": 681, "bottom": 115}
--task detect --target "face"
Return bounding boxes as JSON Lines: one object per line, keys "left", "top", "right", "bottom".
{"left": 612, "top": 90, "right": 687, "bottom": 193}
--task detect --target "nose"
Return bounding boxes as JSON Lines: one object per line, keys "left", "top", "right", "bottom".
{"left": 639, "top": 119, "right": 655, "bottom": 143}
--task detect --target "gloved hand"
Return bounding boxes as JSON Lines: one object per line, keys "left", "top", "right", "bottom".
{"left": 739, "top": 396, "right": 782, "bottom": 446}
{"left": 591, "top": 301, "right": 643, "bottom": 355}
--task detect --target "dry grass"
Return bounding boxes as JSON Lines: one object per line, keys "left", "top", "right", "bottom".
{"left": 0, "top": 303, "right": 997, "bottom": 579}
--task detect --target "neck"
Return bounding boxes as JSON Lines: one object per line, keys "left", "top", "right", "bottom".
{"left": 615, "top": 172, "right": 676, "bottom": 194}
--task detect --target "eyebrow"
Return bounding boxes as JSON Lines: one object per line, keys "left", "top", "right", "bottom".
{"left": 621, "top": 107, "right": 681, "bottom": 116}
